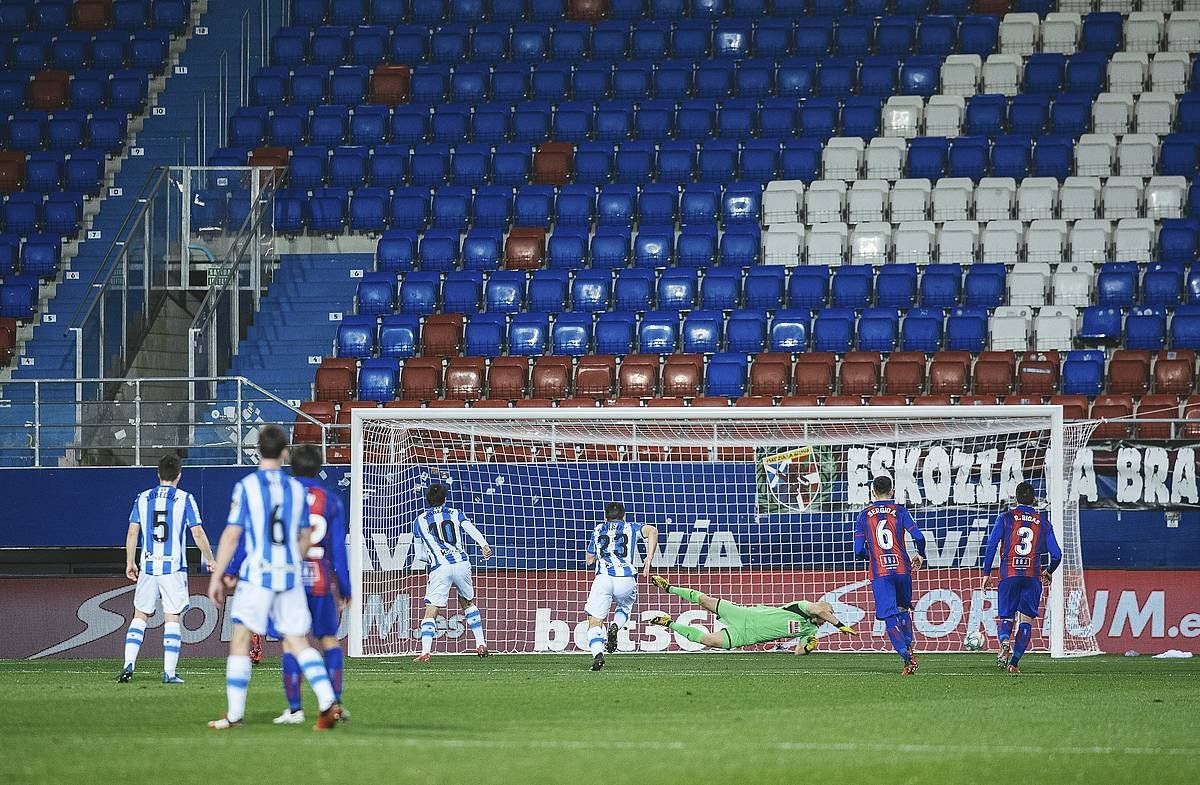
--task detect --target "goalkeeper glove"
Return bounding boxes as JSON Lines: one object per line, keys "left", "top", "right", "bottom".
{"left": 837, "top": 624, "right": 858, "bottom": 636}
{"left": 803, "top": 636, "right": 819, "bottom": 654}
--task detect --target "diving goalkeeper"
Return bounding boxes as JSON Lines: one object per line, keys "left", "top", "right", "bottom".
{"left": 649, "top": 576, "right": 857, "bottom": 654}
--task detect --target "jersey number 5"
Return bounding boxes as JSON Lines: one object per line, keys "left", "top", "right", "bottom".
{"left": 1014, "top": 526, "right": 1035, "bottom": 556}
{"left": 152, "top": 510, "right": 168, "bottom": 543}
{"left": 874, "top": 520, "right": 894, "bottom": 551}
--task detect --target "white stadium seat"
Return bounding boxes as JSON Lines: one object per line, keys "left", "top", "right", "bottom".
{"left": 937, "top": 220, "right": 980, "bottom": 264}
{"left": 982, "top": 219, "right": 1024, "bottom": 265}
{"left": 1107, "top": 53, "right": 1149, "bottom": 94}
{"left": 990, "top": 306, "right": 1033, "bottom": 351}
{"left": 894, "top": 221, "right": 936, "bottom": 264}
{"left": 1052, "top": 263, "right": 1095, "bottom": 307}
{"left": 882, "top": 96, "right": 924, "bottom": 139}
{"left": 1145, "top": 176, "right": 1187, "bottom": 219}
{"left": 1041, "top": 12, "right": 1081, "bottom": 54}
{"left": 1101, "top": 176, "right": 1143, "bottom": 220}
{"left": 924, "top": 95, "right": 965, "bottom": 137}
{"left": 1059, "top": 176, "right": 1102, "bottom": 220}
{"left": 1026, "top": 219, "right": 1069, "bottom": 264}
{"left": 805, "top": 180, "right": 846, "bottom": 224}
{"left": 1070, "top": 219, "right": 1113, "bottom": 264}
{"left": 890, "top": 179, "right": 932, "bottom": 222}
{"left": 763, "top": 226, "right": 805, "bottom": 266}
{"left": 1075, "top": 133, "right": 1117, "bottom": 177}
{"left": 1034, "top": 306, "right": 1078, "bottom": 351}
{"left": 848, "top": 179, "right": 890, "bottom": 223}
{"left": 999, "top": 13, "right": 1040, "bottom": 56}
{"left": 850, "top": 221, "right": 892, "bottom": 266}
{"left": 1166, "top": 11, "right": 1200, "bottom": 53}
{"left": 940, "top": 55, "right": 981, "bottom": 97}
{"left": 1008, "top": 263, "right": 1053, "bottom": 307}
{"left": 822, "top": 137, "right": 864, "bottom": 180}
{"left": 763, "top": 184, "right": 803, "bottom": 225}
{"left": 1115, "top": 217, "right": 1156, "bottom": 262}
{"left": 975, "top": 177, "right": 1017, "bottom": 221}
{"left": 1124, "top": 12, "right": 1165, "bottom": 53}
{"left": 1150, "top": 52, "right": 1191, "bottom": 93}
{"left": 1092, "top": 92, "right": 1135, "bottom": 135}
{"left": 932, "top": 177, "right": 973, "bottom": 222}
{"left": 982, "top": 54, "right": 1024, "bottom": 95}
{"left": 866, "top": 137, "right": 906, "bottom": 181}
{"left": 1118, "top": 134, "right": 1160, "bottom": 177}
{"left": 806, "top": 222, "right": 848, "bottom": 266}
{"left": 1099, "top": 1, "right": 1135, "bottom": 13}
{"left": 1135, "top": 92, "right": 1176, "bottom": 134}
{"left": 1017, "top": 177, "right": 1060, "bottom": 221}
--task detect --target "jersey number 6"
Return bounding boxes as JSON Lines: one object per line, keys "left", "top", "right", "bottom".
{"left": 874, "top": 520, "right": 894, "bottom": 551}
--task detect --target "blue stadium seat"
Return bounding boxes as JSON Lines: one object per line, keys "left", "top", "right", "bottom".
{"left": 595, "top": 312, "right": 636, "bottom": 355}
{"left": 1081, "top": 11, "right": 1122, "bottom": 54}
{"left": 683, "top": 310, "right": 724, "bottom": 353}
{"left": 800, "top": 98, "right": 840, "bottom": 140}
{"left": 835, "top": 17, "right": 874, "bottom": 57}
{"left": 656, "top": 140, "right": 696, "bottom": 184}
{"left": 357, "top": 272, "right": 397, "bottom": 316}
{"left": 43, "top": 193, "right": 80, "bottom": 236}
{"left": 639, "top": 311, "right": 679, "bottom": 354}
{"left": 389, "top": 24, "right": 430, "bottom": 64}
{"left": 722, "top": 184, "right": 761, "bottom": 227}
{"left": 529, "top": 269, "right": 569, "bottom": 312}
{"left": 289, "top": 67, "right": 329, "bottom": 108}
{"left": 720, "top": 227, "right": 760, "bottom": 267}
{"left": 330, "top": 146, "right": 369, "bottom": 189}
{"left": 573, "top": 270, "right": 612, "bottom": 312}
{"left": 513, "top": 101, "right": 552, "bottom": 143}
{"left": 450, "top": 65, "right": 490, "bottom": 104}
{"left": 876, "top": 264, "right": 919, "bottom": 308}
{"left": 857, "top": 308, "right": 899, "bottom": 352}
{"left": 900, "top": 56, "right": 941, "bottom": 98}
{"left": 69, "top": 71, "right": 107, "bottom": 112}
{"left": 631, "top": 21, "right": 669, "bottom": 60}
{"left": 331, "top": 66, "right": 370, "bottom": 105}
{"left": 463, "top": 314, "right": 505, "bottom": 357}
{"left": 696, "top": 60, "right": 735, "bottom": 99}
{"left": 443, "top": 271, "right": 484, "bottom": 314}
{"left": 273, "top": 191, "right": 306, "bottom": 235}
{"left": 741, "top": 140, "right": 779, "bottom": 182}
{"left": 1097, "top": 262, "right": 1140, "bottom": 307}
{"left": 957, "top": 14, "right": 998, "bottom": 57}
{"left": 66, "top": 151, "right": 104, "bottom": 195}
{"left": 1143, "top": 263, "right": 1185, "bottom": 307}
{"left": 678, "top": 226, "right": 718, "bottom": 267}
{"left": 916, "top": 14, "right": 956, "bottom": 57}
{"left": 593, "top": 20, "right": 631, "bottom": 60}
{"left": 706, "top": 353, "right": 748, "bottom": 397}
{"left": 860, "top": 56, "right": 899, "bottom": 97}
{"left": 493, "top": 144, "right": 532, "bottom": 186}
{"left": 681, "top": 184, "right": 721, "bottom": 226}
{"left": 1161, "top": 135, "right": 1199, "bottom": 178}
{"left": 349, "top": 187, "right": 389, "bottom": 233}
{"left": 471, "top": 22, "right": 510, "bottom": 60}
{"left": 638, "top": 184, "right": 678, "bottom": 226}
{"left": 753, "top": 18, "right": 791, "bottom": 58}
{"left": 417, "top": 229, "right": 459, "bottom": 271}
{"left": 21, "top": 235, "right": 62, "bottom": 276}
{"left": 1066, "top": 53, "right": 1107, "bottom": 95}
{"left": 1062, "top": 350, "right": 1105, "bottom": 396}
{"left": 794, "top": 18, "right": 833, "bottom": 56}
{"left": 377, "top": 230, "right": 418, "bottom": 273}
{"left": 432, "top": 104, "right": 471, "bottom": 144}
{"left": 410, "top": 65, "right": 450, "bottom": 104}
{"left": 1031, "top": 135, "right": 1073, "bottom": 180}
{"left": 349, "top": 105, "right": 390, "bottom": 146}
{"left": 1049, "top": 95, "right": 1091, "bottom": 137}
{"left": 700, "top": 139, "right": 740, "bottom": 183}
{"left": 743, "top": 266, "right": 785, "bottom": 309}
{"left": 514, "top": 184, "right": 554, "bottom": 228}
{"left": 945, "top": 307, "right": 988, "bottom": 352}
{"left": 966, "top": 94, "right": 1007, "bottom": 136}
{"left": 633, "top": 227, "right": 674, "bottom": 268}
{"left": 410, "top": 143, "right": 451, "bottom": 187}
{"left": 770, "top": 309, "right": 811, "bottom": 352}
{"left": 614, "top": 60, "right": 653, "bottom": 101}
{"left": 920, "top": 264, "right": 963, "bottom": 307}
{"left": 787, "top": 265, "right": 830, "bottom": 308}
{"left": 450, "top": 143, "right": 490, "bottom": 187}
{"left": 831, "top": 265, "right": 874, "bottom": 309}
{"left": 351, "top": 26, "right": 389, "bottom": 65}
{"left": 595, "top": 104, "right": 633, "bottom": 143}
{"left": 458, "top": 230, "right": 501, "bottom": 271}
{"left": 311, "top": 105, "right": 350, "bottom": 147}
{"left": 1160, "top": 220, "right": 1200, "bottom": 264}
{"left": 338, "top": 316, "right": 378, "bottom": 359}
{"left": 900, "top": 307, "right": 944, "bottom": 352}
{"left": 490, "top": 63, "right": 529, "bottom": 102}
{"left": 554, "top": 185, "right": 595, "bottom": 228}
{"left": 24, "top": 152, "right": 64, "bottom": 194}
{"left": 0, "top": 278, "right": 36, "bottom": 319}
{"left": 552, "top": 313, "right": 593, "bottom": 356}
{"left": 658, "top": 269, "right": 699, "bottom": 311}
{"left": 676, "top": 99, "right": 716, "bottom": 140}
{"left": 812, "top": 308, "right": 855, "bottom": 353}
{"left": 431, "top": 186, "right": 473, "bottom": 230}
{"left": 1081, "top": 305, "right": 1124, "bottom": 345}
{"left": 591, "top": 228, "right": 632, "bottom": 269}
{"left": 673, "top": 20, "right": 712, "bottom": 59}
{"left": 1170, "top": 305, "right": 1200, "bottom": 350}
{"left": 726, "top": 311, "right": 768, "bottom": 353}
{"left": 963, "top": 263, "right": 1006, "bottom": 308}
{"left": 777, "top": 57, "right": 817, "bottom": 98}
{"left": 949, "top": 136, "right": 989, "bottom": 180}
{"left": 359, "top": 358, "right": 399, "bottom": 402}
{"left": 574, "top": 142, "right": 613, "bottom": 185}
{"left": 614, "top": 268, "right": 655, "bottom": 311}
{"left": 877, "top": 16, "right": 916, "bottom": 55}
{"left": 510, "top": 314, "right": 551, "bottom": 356}
{"left": 736, "top": 58, "right": 775, "bottom": 98}
{"left": 131, "top": 30, "right": 170, "bottom": 72}
{"left": 431, "top": 23, "right": 469, "bottom": 64}
{"left": 598, "top": 185, "right": 637, "bottom": 227}
{"left": 2, "top": 193, "right": 43, "bottom": 237}
{"left": 486, "top": 271, "right": 527, "bottom": 314}
{"left": 554, "top": 22, "right": 593, "bottom": 61}
{"left": 701, "top": 268, "right": 742, "bottom": 310}
{"left": 615, "top": 142, "right": 654, "bottom": 188}
{"left": 553, "top": 101, "right": 592, "bottom": 143}
{"left": 818, "top": 56, "right": 857, "bottom": 96}
{"left": 1025, "top": 53, "right": 1065, "bottom": 94}
{"left": 390, "top": 105, "right": 429, "bottom": 146}
{"left": 548, "top": 229, "right": 588, "bottom": 269}
{"left": 778, "top": 139, "right": 821, "bottom": 182}
{"left": 399, "top": 271, "right": 441, "bottom": 315}
{"left": 1009, "top": 95, "right": 1051, "bottom": 136}
{"left": 990, "top": 135, "right": 1031, "bottom": 179}
{"left": 367, "top": 145, "right": 407, "bottom": 189}
{"left": 1125, "top": 307, "right": 1167, "bottom": 351}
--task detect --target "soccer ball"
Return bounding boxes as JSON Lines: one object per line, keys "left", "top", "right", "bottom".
{"left": 964, "top": 631, "right": 986, "bottom": 651}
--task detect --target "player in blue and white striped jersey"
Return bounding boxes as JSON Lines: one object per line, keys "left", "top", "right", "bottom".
{"left": 205, "top": 425, "right": 340, "bottom": 731}
{"left": 118, "top": 454, "right": 215, "bottom": 685}
{"left": 584, "top": 501, "right": 659, "bottom": 671}
{"left": 412, "top": 480, "right": 492, "bottom": 661}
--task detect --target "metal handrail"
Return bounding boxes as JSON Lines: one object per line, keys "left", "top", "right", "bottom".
{"left": 64, "top": 166, "right": 171, "bottom": 335}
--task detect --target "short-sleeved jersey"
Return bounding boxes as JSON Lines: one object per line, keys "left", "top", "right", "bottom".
{"left": 227, "top": 468, "right": 310, "bottom": 591}
{"left": 297, "top": 477, "right": 351, "bottom": 598}
{"left": 587, "top": 519, "right": 642, "bottom": 578}
{"left": 985, "top": 504, "right": 1062, "bottom": 579}
{"left": 129, "top": 484, "right": 202, "bottom": 576}
{"left": 854, "top": 500, "right": 922, "bottom": 579}
{"left": 413, "top": 505, "right": 472, "bottom": 568}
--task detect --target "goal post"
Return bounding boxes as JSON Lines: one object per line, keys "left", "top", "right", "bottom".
{"left": 348, "top": 406, "right": 1100, "bottom": 659}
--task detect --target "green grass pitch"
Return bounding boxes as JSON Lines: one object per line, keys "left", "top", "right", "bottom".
{"left": 3, "top": 654, "right": 1198, "bottom": 785}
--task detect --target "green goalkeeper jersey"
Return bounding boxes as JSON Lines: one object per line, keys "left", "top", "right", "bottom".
{"left": 715, "top": 600, "right": 821, "bottom": 650}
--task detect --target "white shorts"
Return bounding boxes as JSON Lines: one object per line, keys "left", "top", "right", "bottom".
{"left": 584, "top": 574, "right": 638, "bottom": 621}
{"left": 425, "top": 561, "right": 474, "bottom": 607}
{"left": 133, "top": 571, "right": 190, "bottom": 615}
{"left": 228, "top": 582, "right": 312, "bottom": 637}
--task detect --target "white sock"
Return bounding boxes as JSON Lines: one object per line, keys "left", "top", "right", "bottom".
{"left": 464, "top": 605, "right": 485, "bottom": 647}
{"left": 587, "top": 625, "right": 606, "bottom": 656}
{"left": 297, "top": 647, "right": 335, "bottom": 712}
{"left": 420, "top": 619, "right": 436, "bottom": 655}
{"left": 226, "top": 655, "right": 251, "bottom": 722}
{"left": 612, "top": 608, "right": 629, "bottom": 629}
{"left": 123, "top": 619, "right": 146, "bottom": 668}
{"left": 162, "top": 622, "right": 182, "bottom": 677}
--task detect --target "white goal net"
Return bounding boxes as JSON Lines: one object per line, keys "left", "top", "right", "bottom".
{"left": 349, "top": 407, "right": 1100, "bottom": 658}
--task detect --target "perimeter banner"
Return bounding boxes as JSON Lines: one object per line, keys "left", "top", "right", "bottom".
{"left": 3, "top": 570, "right": 1196, "bottom": 659}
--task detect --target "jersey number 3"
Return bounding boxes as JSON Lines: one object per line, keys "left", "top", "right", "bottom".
{"left": 597, "top": 533, "right": 629, "bottom": 559}
{"left": 1014, "top": 526, "right": 1035, "bottom": 556}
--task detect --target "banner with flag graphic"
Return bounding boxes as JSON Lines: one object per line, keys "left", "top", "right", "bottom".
{"left": 756, "top": 445, "right": 836, "bottom": 513}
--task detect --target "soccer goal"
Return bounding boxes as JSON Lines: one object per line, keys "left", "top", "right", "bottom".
{"left": 348, "top": 406, "right": 1100, "bottom": 658}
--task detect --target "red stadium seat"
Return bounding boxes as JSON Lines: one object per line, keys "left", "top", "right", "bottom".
{"left": 370, "top": 65, "right": 412, "bottom": 105}
{"left": 1018, "top": 350, "right": 1060, "bottom": 395}
{"left": 471, "top": 399, "right": 513, "bottom": 408}
{"left": 505, "top": 227, "right": 547, "bottom": 270}
{"left": 576, "top": 355, "right": 617, "bottom": 399}
{"left": 780, "top": 395, "right": 821, "bottom": 406}
{"left": 913, "top": 394, "right": 953, "bottom": 405}
{"left": 824, "top": 394, "right": 864, "bottom": 406}
{"left": 646, "top": 397, "right": 687, "bottom": 406}
{"left": 869, "top": 394, "right": 909, "bottom": 406}
{"left": 619, "top": 354, "right": 659, "bottom": 398}
{"left": 568, "top": 0, "right": 609, "bottom": 22}
{"left": 1153, "top": 350, "right": 1196, "bottom": 395}
{"left": 293, "top": 401, "right": 335, "bottom": 445}
{"left": 1090, "top": 394, "right": 1134, "bottom": 441}
{"left": 559, "top": 396, "right": 598, "bottom": 407}
{"left": 1049, "top": 394, "right": 1089, "bottom": 420}
{"left": 532, "top": 356, "right": 572, "bottom": 399}
{"left": 422, "top": 314, "right": 465, "bottom": 356}
{"left": 749, "top": 352, "right": 791, "bottom": 397}
{"left": 427, "top": 398, "right": 468, "bottom": 407}
{"left": 401, "top": 357, "right": 443, "bottom": 400}
{"left": 0, "top": 151, "right": 26, "bottom": 193}
{"left": 793, "top": 352, "right": 836, "bottom": 395}
{"left": 839, "top": 359, "right": 879, "bottom": 396}
{"left": 333, "top": 400, "right": 377, "bottom": 444}
{"left": 735, "top": 395, "right": 776, "bottom": 406}
{"left": 662, "top": 354, "right": 703, "bottom": 398}
{"left": 29, "top": 71, "right": 70, "bottom": 111}
{"left": 1183, "top": 397, "right": 1200, "bottom": 439}
{"left": 488, "top": 357, "right": 529, "bottom": 400}
{"left": 514, "top": 398, "right": 555, "bottom": 407}
{"left": 883, "top": 353, "right": 925, "bottom": 396}
{"left": 1107, "top": 349, "right": 1151, "bottom": 395}
{"left": 605, "top": 397, "right": 643, "bottom": 407}
{"left": 691, "top": 396, "right": 731, "bottom": 407}
{"left": 315, "top": 358, "right": 357, "bottom": 401}
{"left": 960, "top": 395, "right": 998, "bottom": 405}
{"left": 1005, "top": 394, "right": 1045, "bottom": 406}
{"left": 973, "top": 350, "right": 1015, "bottom": 395}
{"left": 928, "top": 352, "right": 970, "bottom": 395}
{"left": 445, "top": 357, "right": 486, "bottom": 400}
{"left": 73, "top": 0, "right": 112, "bottom": 31}
{"left": 532, "top": 142, "right": 575, "bottom": 186}
{"left": 1135, "top": 394, "right": 1181, "bottom": 440}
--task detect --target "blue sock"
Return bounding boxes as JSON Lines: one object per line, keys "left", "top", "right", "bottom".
{"left": 281, "top": 652, "right": 302, "bottom": 712}
{"left": 884, "top": 615, "right": 911, "bottom": 662}
{"left": 1011, "top": 622, "right": 1032, "bottom": 666}
{"left": 323, "top": 647, "right": 344, "bottom": 702}
{"left": 997, "top": 617, "right": 1015, "bottom": 647}
{"left": 899, "top": 611, "right": 914, "bottom": 650}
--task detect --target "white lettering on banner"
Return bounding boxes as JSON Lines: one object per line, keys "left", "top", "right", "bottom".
{"left": 922, "top": 447, "right": 951, "bottom": 505}
{"left": 1172, "top": 449, "right": 1198, "bottom": 505}
{"left": 1075, "top": 446, "right": 1198, "bottom": 505}
{"left": 1074, "top": 448, "right": 1098, "bottom": 501}
{"left": 952, "top": 449, "right": 975, "bottom": 505}
{"left": 870, "top": 447, "right": 894, "bottom": 489}
{"left": 535, "top": 609, "right": 570, "bottom": 652}
{"left": 852, "top": 446, "right": 1033, "bottom": 507}
{"left": 1143, "top": 447, "right": 1171, "bottom": 505}
{"left": 1109, "top": 590, "right": 1165, "bottom": 638}
{"left": 362, "top": 593, "right": 409, "bottom": 639}
{"left": 977, "top": 449, "right": 999, "bottom": 503}
{"left": 1179, "top": 613, "right": 1200, "bottom": 638}
{"left": 848, "top": 447, "right": 871, "bottom": 505}
{"left": 914, "top": 588, "right": 963, "bottom": 638}
{"left": 1117, "top": 448, "right": 1143, "bottom": 504}
{"left": 363, "top": 532, "right": 414, "bottom": 571}
{"left": 894, "top": 448, "right": 921, "bottom": 505}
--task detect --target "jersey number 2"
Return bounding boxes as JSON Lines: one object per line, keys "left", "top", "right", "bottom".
{"left": 597, "top": 533, "right": 629, "bottom": 559}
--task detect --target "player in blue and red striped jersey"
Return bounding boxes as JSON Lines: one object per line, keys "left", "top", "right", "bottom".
{"left": 854, "top": 475, "right": 927, "bottom": 676}
{"left": 982, "top": 481, "right": 1062, "bottom": 676}
{"left": 225, "top": 444, "right": 351, "bottom": 724}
